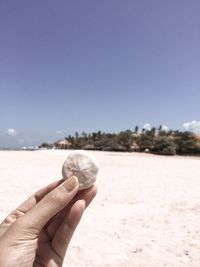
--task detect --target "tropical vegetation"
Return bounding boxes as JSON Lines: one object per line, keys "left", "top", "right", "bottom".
{"left": 39, "top": 126, "right": 200, "bottom": 156}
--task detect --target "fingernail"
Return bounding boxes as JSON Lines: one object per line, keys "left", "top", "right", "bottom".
{"left": 79, "top": 199, "right": 86, "bottom": 207}
{"left": 79, "top": 199, "right": 86, "bottom": 211}
{"left": 62, "top": 176, "right": 78, "bottom": 192}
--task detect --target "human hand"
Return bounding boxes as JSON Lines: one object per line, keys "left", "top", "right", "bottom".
{"left": 0, "top": 176, "right": 97, "bottom": 267}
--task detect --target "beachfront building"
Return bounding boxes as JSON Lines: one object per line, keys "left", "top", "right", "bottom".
{"left": 54, "top": 139, "right": 72, "bottom": 149}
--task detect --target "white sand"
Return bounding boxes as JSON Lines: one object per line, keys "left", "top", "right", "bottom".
{"left": 0, "top": 150, "right": 200, "bottom": 267}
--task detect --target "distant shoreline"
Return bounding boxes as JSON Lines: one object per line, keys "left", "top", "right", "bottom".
{"left": 0, "top": 148, "right": 199, "bottom": 158}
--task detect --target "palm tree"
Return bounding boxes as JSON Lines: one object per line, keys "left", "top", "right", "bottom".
{"left": 134, "top": 125, "right": 139, "bottom": 134}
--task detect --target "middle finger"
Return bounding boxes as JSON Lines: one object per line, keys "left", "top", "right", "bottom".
{"left": 45, "top": 185, "right": 97, "bottom": 239}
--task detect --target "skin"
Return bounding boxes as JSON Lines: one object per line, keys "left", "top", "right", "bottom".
{"left": 0, "top": 176, "right": 97, "bottom": 267}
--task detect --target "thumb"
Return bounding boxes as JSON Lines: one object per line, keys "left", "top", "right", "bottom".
{"left": 20, "top": 176, "right": 79, "bottom": 234}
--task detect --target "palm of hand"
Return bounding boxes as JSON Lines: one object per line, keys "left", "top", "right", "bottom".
{"left": 34, "top": 208, "right": 72, "bottom": 267}
{"left": 0, "top": 179, "right": 97, "bottom": 267}
{"left": 0, "top": 212, "right": 66, "bottom": 267}
{"left": 34, "top": 224, "right": 64, "bottom": 266}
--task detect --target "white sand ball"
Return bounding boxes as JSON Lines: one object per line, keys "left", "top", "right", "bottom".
{"left": 62, "top": 150, "right": 99, "bottom": 190}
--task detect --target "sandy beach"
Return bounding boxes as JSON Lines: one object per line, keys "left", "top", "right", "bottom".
{"left": 0, "top": 150, "right": 200, "bottom": 267}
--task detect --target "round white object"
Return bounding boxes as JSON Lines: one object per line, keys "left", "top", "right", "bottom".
{"left": 62, "top": 150, "right": 99, "bottom": 190}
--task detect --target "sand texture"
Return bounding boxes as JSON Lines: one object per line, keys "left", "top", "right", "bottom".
{"left": 0, "top": 150, "right": 200, "bottom": 267}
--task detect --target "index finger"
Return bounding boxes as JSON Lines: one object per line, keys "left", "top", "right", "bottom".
{"left": 0, "top": 179, "right": 64, "bottom": 232}
{"left": 17, "top": 178, "right": 65, "bottom": 213}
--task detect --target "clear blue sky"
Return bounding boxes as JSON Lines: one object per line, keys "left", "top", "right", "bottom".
{"left": 0, "top": 0, "right": 200, "bottom": 148}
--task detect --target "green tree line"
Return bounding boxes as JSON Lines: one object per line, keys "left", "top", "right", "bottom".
{"left": 40, "top": 126, "right": 200, "bottom": 156}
